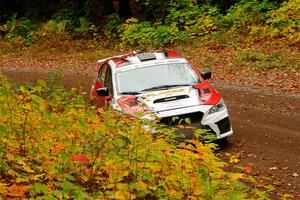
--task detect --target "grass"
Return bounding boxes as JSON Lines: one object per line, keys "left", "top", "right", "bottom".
{"left": 234, "top": 49, "right": 299, "bottom": 71}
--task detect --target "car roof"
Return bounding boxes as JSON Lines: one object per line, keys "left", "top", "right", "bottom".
{"left": 97, "top": 50, "right": 183, "bottom": 69}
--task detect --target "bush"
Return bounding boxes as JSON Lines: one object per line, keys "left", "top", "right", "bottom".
{"left": 166, "top": 1, "right": 222, "bottom": 36}
{"left": 119, "top": 18, "right": 188, "bottom": 49}
{"left": 1, "top": 1, "right": 299, "bottom": 47}
{"left": 0, "top": 14, "right": 38, "bottom": 45}
{"left": 0, "top": 12, "right": 97, "bottom": 45}
{"left": 33, "top": 14, "right": 97, "bottom": 39}
{"left": 32, "top": 19, "right": 71, "bottom": 40}
{"left": 103, "top": 13, "right": 123, "bottom": 40}
{"left": 0, "top": 74, "right": 268, "bottom": 199}
{"left": 222, "top": 0, "right": 276, "bottom": 33}
{"left": 234, "top": 49, "right": 299, "bottom": 71}
{"left": 265, "top": 0, "right": 300, "bottom": 43}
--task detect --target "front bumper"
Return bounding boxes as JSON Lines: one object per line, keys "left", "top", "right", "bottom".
{"left": 149, "top": 104, "right": 233, "bottom": 139}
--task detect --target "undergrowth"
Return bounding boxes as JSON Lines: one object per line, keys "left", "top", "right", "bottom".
{"left": 234, "top": 49, "right": 300, "bottom": 71}
{"left": 0, "top": 73, "right": 270, "bottom": 199}
{"left": 0, "top": 0, "right": 299, "bottom": 48}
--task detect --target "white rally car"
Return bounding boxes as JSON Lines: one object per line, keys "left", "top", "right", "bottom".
{"left": 90, "top": 50, "right": 233, "bottom": 140}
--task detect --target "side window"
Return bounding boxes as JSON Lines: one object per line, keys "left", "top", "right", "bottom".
{"left": 98, "top": 63, "right": 108, "bottom": 84}
{"left": 104, "top": 67, "right": 113, "bottom": 96}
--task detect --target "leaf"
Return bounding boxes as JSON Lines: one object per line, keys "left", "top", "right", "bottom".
{"left": 171, "top": 116, "right": 179, "bottom": 122}
{"left": 243, "top": 164, "right": 254, "bottom": 174}
{"left": 59, "top": 152, "right": 69, "bottom": 160}
{"left": 32, "top": 182, "right": 49, "bottom": 195}
{"left": 7, "top": 169, "right": 17, "bottom": 177}
{"left": 0, "top": 125, "right": 8, "bottom": 136}
{"left": 51, "top": 145, "right": 64, "bottom": 153}
{"left": 264, "top": 184, "right": 275, "bottom": 191}
{"left": 227, "top": 153, "right": 240, "bottom": 164}
{"left": 31, "top": 174, "right": 45, "bottom": 181}
{"left": 138, "top": 180, "right": 148, "bottom": 190}
{"left": 71, "top": 154, "right": 90, "bottom": 164}
{"left": 22, "top": 165, "right": 35, "bottom": 173}
{"left": 269, "top": 166, "right": 278, "bottom": 170}
{"left": 6, "top": 153, "right": 14, "bottom": 162}
{"left": 19, "top": 85, "right": 30, "bottom": 95}
{"left": 15, "top": 177, "right": 30, "bottom": 183}
{"left": 231, "top": 173, "right": 245, "bottom": 180}
{"left": 36, "top": 79, "right": 46, "bottom": 87}
{"left": 16, "top": 160, "right": 35, "bottom": 173}
{"left": 7, "top": 185, "right": 29, "bottom": 197}
{"left": 60, "top": 181, "right": 76, "bottom": 191}
{"left": 292, "top": 172, "right": 299, "bottom": 177}
{"left": 185, "top": 117, "right": 191, "bottom": 124}
{"left": 23, "top": 102, "right": 32, "bottom": 110}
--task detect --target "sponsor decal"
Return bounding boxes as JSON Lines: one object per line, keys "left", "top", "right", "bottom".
{"left": 159, "top": 88, "right": 185, "bottom": 95}
{"left": 144, "top": 88, "right": 186, "bottom": 97}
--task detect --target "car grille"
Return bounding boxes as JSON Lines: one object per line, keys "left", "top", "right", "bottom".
{"left": 159, "top": 111, "right": 204, "bottom": 126}
{"left": 159, "top": 112, "right": 216, "bottom": 141}
{"left": 216, "top": 117, "right": 231, "bottom": 134}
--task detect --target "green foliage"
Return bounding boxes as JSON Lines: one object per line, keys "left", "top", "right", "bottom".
{"left": 235, "top": 49, "right": 300, "bottom": 71}
{"left": 74, "top": 17, "right": 97, "bottom": 36}
{"left": 262, "top": 0, "right": 300, "bottom": 43}
{"left": 1, "top": 0, "right": 299, "bottom": 47}
{"left": 119, "top": 18, "right": 188, "bottom": 49}
{"left": 0, "top": 74, "right": 268, "bottom": 199}
{"left": 0, "top": 10, "right": 97, "bottom": 44}
{"left": 33, "top": 19, "right": 71, "bottom": 39}
{"left": 51, "top": 9, "right": 78, "bottom": 25}
{"left": 222, "top": 0, "right": 276, "bottom": 32}
{"left": 221, "top": 0, "right": 299, "bottom": 43}
{"left": 166, "top": 1, "right": 222, "bottom": 37}
{"left": 103, "top": 13, "right": 123, "bottom": 40}
{"left": 0, "top": 14, "right": 38, "bottom": 45}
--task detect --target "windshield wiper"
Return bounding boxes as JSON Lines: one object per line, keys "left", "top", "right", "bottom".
{"left": 119, "top": 91, "right": 141, "bottom": 95}
{"left": 141, "top": 84, "right": 191, "bottom": 91}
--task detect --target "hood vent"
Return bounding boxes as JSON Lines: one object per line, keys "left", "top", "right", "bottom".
{"left": 153, "top": 95, "right": 189, "bottom": 104}
{"left": 137, "top": 53, "right": 156, "bottom": 61}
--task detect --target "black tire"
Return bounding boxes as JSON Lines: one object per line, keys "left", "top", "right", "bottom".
{"left": 215, "top": 137, "right": 229, "bottom": 147}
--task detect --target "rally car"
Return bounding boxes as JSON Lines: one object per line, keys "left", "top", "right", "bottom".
{"left": 90, "top": 50, "right": 233, "bottom": 140}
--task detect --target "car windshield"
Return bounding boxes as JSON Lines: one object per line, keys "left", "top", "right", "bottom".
{"left": 116, "top": 63, "right": 201, "bottom": 93}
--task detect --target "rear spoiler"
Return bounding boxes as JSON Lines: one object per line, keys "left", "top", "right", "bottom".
{"left": 96, "top": 55, "right": 127, "bottom": 70}
{"left": 96, "top": 50, "right": 162, "bottom": 64}
{"left": 97, "top": 53, "right": 129, "bottom": 64}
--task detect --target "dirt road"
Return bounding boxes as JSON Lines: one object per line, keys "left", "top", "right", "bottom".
{"left": 2, "top": 66, "right": 300, "bottom": 197}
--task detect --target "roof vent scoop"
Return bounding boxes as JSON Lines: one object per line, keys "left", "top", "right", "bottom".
{"left": 137, "top": 53, "right": 156, "bottom": 61}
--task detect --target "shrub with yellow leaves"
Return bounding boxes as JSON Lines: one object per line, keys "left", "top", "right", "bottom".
{"left": 0, "top": 73, "right": 268, "bottom": 199}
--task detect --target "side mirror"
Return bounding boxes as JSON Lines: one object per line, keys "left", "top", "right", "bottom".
{"left": 96, "top": 87, "right": 109, "bottom": 96}
{"left": 201, "top": 71, "right": 212, "bottom": 80}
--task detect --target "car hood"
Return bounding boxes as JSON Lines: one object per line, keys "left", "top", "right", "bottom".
{"left": 116, "top": 83, "right": 221, "bottom": 117}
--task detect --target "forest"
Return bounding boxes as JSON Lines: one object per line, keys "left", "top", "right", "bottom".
{"left": 0, "top": 0, "right": 299, "bottom": 47}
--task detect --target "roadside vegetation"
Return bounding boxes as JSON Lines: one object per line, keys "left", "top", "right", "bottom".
{"left": 0, "top": 74, "right": 273, "bottom": 199}
{"left": 0, "top": 0, "right": 299, "bottom": 48}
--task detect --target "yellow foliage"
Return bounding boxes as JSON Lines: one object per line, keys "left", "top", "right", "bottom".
{"left": 0, "top": 75, "right": 268, "bottom": 199}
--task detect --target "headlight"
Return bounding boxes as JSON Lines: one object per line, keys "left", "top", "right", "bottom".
{"left": 208, "top": 99, "right": 226, "bottom": 114}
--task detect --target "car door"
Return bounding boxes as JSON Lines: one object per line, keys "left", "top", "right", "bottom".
{"left": 102, "top": 66, "right": 113, "bottom": 107}
{"left": 91, "top": 62, "right": 114, "bottom": 108}
{"left": 91, "top": 63, "right": 108, "bottom": 107}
